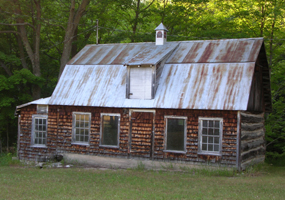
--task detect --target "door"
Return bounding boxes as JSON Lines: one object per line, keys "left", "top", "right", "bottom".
{"left": 129, "top": 111, "right": 154, "bottom": 159}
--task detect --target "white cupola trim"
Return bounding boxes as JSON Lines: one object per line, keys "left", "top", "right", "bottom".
{"left": 155, "top": 22, "right": 168, "bottom": 45}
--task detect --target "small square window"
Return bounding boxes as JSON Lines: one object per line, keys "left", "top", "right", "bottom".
{"left": 37, "top": 105, "right": 48, "bottom": 114}
{"left": 100, "top": 114, "right": 120, "bottom": 147}
{"left": 198, "top": 118, "right": 223, "bottom": 155}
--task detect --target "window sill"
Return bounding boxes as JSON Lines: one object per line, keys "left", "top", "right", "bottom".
{"left": 71, "top": 142, "right": 90, "bottom": 146}
{"left": 31, "top": 145, "right": 47, "bottom": 148}
{"left": 99, "top": 145, "right": 119, "bottom": 149}
{"left": 197, "top": 152, "right": 221, "bottom": 156}
{"left": 163, "top": 150, "right": 186, "bottom": 154}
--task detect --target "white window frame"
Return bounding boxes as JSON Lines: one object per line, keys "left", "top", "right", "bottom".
{"left": 164, "top": 116, "right": 187, "bottom": 154}
{"left": 72, "top": 112, "right": 91, "bottom": 146}
{"left": 100, "top": 113, "right": 120, "bottom": 148}
{"left": 31, "top": 115, "right": 48, "bottom": 148}
{"left": 198, "top": 117, "right": 223, "bottom": 156}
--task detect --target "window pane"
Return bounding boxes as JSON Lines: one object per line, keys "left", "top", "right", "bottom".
{"left": 209, "top": 121, "right": 213, "bottom": 127}
{"left": 208, "top": 128, "right": 213, "bottom": 135}
{"left": 203, "top": 120, "right": 207, "bottom": 127}
{"left": 42, "top": 139, "right": 46, "bottom": 145}
{"left": 202, "top": 128, "right": 207, "bottom": 134}
{"left": 208, "top": 144, "right": 213, "bottom": 151}
{"left": 214, "top": 121, "right": 219, "bottom": 128}
{"left": 202, "top": 136, "right": 207, "bottom": 143}
{"left": 214, "top": 128, "right": 219, "bottom": 135}
{"left": 76, "top": 121, "right": 80, "bottom": 127}
{"left": 39, "top": 119, "right": 42, "bottom": 124}
{"left": 76, "top": 135, "right": 79, "bottom": 141}
{"left": 214, "top": 137, "right": 219, "bottom": 144}
{"left": 214, "top": 145, "right": 219, "bottom": 151}
{"left": 166, "top": 118, "right": 184, "bottom": 151}
{"left": 102, "top": 115, "right": 119, "bottom": 146}
{"left": 85, "top": 136, "right": 88, "bottom": 142}
{"left": 202, "top": 144, "right": 207, "bottom": 151}
{"left": 208, "top": 137, "right": 213, "bottom": 143}
{"left": 76, "top": 115, "right": 80, "bottom": 121}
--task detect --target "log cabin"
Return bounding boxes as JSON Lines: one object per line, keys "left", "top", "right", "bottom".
{"left": 15, "top": 23, "right": 271, "bottom": 170}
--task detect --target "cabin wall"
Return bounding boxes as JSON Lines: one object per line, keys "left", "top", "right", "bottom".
{"left": 18, "top": 105, "right": 239, "bottom": 167}
{"left": 240, "top": 111, "right": 265, "bottom": 170}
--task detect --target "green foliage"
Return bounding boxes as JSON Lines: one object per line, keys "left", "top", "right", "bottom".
{"left": 0, "top": 152, "right": 20, "bottom": 166}
{"left": 0, "top": 69, "right": 43, "bottom": 147}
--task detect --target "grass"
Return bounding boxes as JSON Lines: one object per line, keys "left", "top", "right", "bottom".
{"left": 0, "top": 163, "right": 284, "bottom": 200}
{"left": 0, "top": 153, "right": 21, "bottom": 166}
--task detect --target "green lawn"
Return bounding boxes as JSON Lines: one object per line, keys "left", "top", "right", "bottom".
{"left": 0, "top": 164, "right": 284, "bottom": 200}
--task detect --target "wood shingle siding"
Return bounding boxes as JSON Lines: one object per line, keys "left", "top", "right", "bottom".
{"left": 18, "top": 105, "right": 238, "bottom": 166}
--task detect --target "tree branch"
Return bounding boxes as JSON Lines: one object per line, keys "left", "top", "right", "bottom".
{"left": 0, "top": 31, "right": 20, "bottom": 34}
{"left": 0, "top": 61, "right": 12, "bottom": 76}
{"left": 0, "top": 22, "right": 34, "bottom": 28}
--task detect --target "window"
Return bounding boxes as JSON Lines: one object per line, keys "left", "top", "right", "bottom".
{"left": 37, "top": 105, "right": 48, "bottom": 114}
{"left": 72, "top": 112, "right": 91, "bottom": 144}
{"left": 100, "top": 113, "right": 120, "bottom": 147}
{"left": 31, "top": 115, "right": 48, "bottom": 147}
{"left": 198, "top": 118, "right": 223, "bottom": 155}
{"left": 164, "top": 116, "right": 186, "bottom": 153}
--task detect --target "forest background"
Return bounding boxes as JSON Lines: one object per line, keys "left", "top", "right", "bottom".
{"left": 0, "top": 0, "right": 284, "bottom": 165}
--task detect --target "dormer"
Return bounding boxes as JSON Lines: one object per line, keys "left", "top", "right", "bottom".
{"left": 126, "top": 64, "right": 155, "bottom": 100}
{"left": 155, "top": 23, "right": 168, "bottom": 45}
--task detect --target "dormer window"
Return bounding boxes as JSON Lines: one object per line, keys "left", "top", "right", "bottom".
{"left": 127, "top": 65, "right": 155, "bottom": 100}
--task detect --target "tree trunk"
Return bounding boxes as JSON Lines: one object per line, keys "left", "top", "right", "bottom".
{"left": 59, "top": 0, "right": 91, "bottom": 78}
{"left": 13, "top": 0, "right": 42, "bottom": 99}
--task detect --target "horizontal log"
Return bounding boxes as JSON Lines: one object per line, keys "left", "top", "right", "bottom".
{"left": 241, "top": 112, "right": 264, "bottom": 124}
{"left": 241, "top": 137, "right": 264, "bottom": 152}
{"left": 241, "top": 123, "right": 264, "bottom": 131}
{"left": 241, "top": 128, "right": 264, "bottom": 140}
{"left": 241, "top": 155, "right": 265, "bottom": 170}
{"left": 241, "top": 147, "right": 265, "bottom": 162}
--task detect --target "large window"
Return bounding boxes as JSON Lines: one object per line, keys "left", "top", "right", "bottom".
{"left": 164, "top": 116, "right": 186, "bottom": 152}
{"left": 31, "top": 115, "right": 48, "bottom": 147}
{"left": 198, "top": 118, "right": 223, "bottom": 155}
{"left": 100, "top": 113, "right": 120, "bottom": 147}
{"left": 72, "top": 112, "right": 91, "bottom": 144}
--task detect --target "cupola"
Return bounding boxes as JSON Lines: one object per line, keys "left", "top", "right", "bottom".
{"left": 155, "top": 23, "right": 168, "bottom": 45}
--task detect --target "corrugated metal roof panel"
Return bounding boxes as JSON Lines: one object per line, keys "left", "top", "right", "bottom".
{"left": 166, "top": 38, "right": 263, "bottom": 63}
{"left": 48, "top": 64, "right": 255, "bottom": 110}
{"left": 68, "top": 38, "right": 263, "bottom": 66}
{"left": 68, "top": 42, "right": 178, "bottom": 66}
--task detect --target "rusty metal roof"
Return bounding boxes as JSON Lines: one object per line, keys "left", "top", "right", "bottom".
{"left": 68, "top": 42, "right": 178, "bottom": 66}
{"left": 167, "top": 38, "right": 263, "bottom": 63}
{"left": 68, "top": 38, "right": 263, "bottom": 66}
{"left": 18, "top": 38, "right": 267, "bottom": 111}
{"left": 48, "top": 63, "right": 255, "bottom": 110}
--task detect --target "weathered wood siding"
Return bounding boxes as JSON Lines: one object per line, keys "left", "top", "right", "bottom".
{"left": 18, "top": 105, "right": 238, "bottom": 166}
{"left": 240, "top": 111, "right": 265, "bottom": 170}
